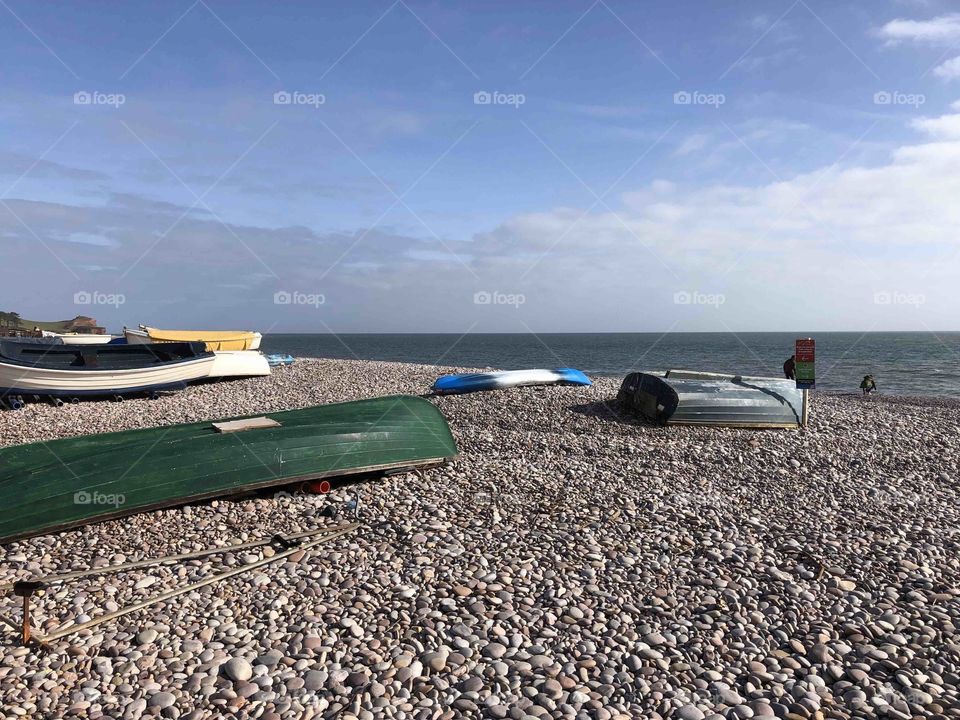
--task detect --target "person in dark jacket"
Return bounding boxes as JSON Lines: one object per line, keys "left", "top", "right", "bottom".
{"left": 860, "top": 375, "right": 877, "bottom": 394}
{"left": 783, "top": 355, "right": 796, "bottom": 380}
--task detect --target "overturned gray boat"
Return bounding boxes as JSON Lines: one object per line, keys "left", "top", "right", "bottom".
{"left": 618, "top": 370, "right": 806, "bottom": 428}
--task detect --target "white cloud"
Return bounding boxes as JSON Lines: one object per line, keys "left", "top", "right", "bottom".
{"left": 4, "top": 113, "right": 960, "bottom": 331}
{"left": 934, "top": 56, "right": 960, "bottom": 80}
{"left": 911, "top": 113, "right": 960, "bottom": 138}
{"left": 875, "top": 14, "right": 960, "bottom": 45}
{"left": 465, "top": 112, "right": 960, "bottom": 329}
{"left": 64, "top": 232, "right": 118, "bottom": 247}
{"left": 674, "top": 133, "right": 710, "bottom": 156}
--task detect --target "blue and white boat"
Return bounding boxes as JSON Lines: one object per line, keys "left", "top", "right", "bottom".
{"left": 265, "top": 353, "right": 295, "bottom": 367}
{"left": 0, "top": 340, "right": 215, "bottom": 407}
{"left": 432, "top": 368, "right": 591, "bottom": 395}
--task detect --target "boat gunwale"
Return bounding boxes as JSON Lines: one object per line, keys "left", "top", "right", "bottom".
{"left": 0, "top": 354, "right": 215, "bottom": 375}
{"left": 0, "top": 394, "right": 444, "bottom": 451}
{"left": 0, "top": 379, "right": 191, "bottom": 398}
{"left": 0, "top": 456, "right": 453, "bottom": 545}
{"left": 142, "top": 325, "right": 262, "bottom": 342}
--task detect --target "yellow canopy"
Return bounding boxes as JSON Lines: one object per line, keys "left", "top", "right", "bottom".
{"left": 142, "top": 326, "right": 261, "bottom": 351}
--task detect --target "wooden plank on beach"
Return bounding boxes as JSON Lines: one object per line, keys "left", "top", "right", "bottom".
{"left": 212, "top": 417, "right": 281, "bottom": 433}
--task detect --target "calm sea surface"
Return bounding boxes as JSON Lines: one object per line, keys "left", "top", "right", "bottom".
{"left": 261, "top": 332, "right": 960, "bottom": 397}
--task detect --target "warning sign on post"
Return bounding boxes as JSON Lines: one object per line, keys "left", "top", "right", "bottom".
{"left": 795, "top": 338, "right": 815, "bottom": 390}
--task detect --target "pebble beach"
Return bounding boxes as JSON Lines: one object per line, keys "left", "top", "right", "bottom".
{"left": 1, "top": 358, "right": 959, "bottom": 720}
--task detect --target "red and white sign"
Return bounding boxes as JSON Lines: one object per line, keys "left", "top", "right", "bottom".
{"left": 795, "top": 339, "right": 815, "bottom": 363}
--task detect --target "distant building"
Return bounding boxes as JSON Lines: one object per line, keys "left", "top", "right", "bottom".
{"left": 63, "top": 316, "right": 106, "bottom": 334}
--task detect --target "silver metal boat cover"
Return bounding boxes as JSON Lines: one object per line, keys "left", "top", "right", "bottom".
{"left": 618, "top": 370, "right": 804, "bottom": 428}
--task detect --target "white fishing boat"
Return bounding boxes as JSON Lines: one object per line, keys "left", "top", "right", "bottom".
{"left": 42, "top": 332, "right": 115, "bottom": 345}
{"left": 208, "top": 351, "right": 271, "bottom": 378}
{"left": 0, "top": 341, "right": 215, "bottom": 406}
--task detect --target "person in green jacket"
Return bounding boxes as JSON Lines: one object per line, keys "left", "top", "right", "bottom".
{"left": 860, "top": 375, "right": 877, "bottom": 395}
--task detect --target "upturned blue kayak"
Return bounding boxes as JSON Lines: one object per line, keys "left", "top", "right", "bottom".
{"left": 266, "top": 353, "right": 295, "bottom": 367}
{"left": 432, "top": 368, "right": 591, "bottom": 395}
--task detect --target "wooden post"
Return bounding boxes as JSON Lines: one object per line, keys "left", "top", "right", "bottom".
{"left": 21, "top": 594, "right": 30, "bottom": 645}
{"left": 12, "top": 581, "right": 44, "bottom": 646}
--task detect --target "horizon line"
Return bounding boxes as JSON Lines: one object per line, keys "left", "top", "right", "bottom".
{"left": 252, "top": 329, "right": 960, "bottom": 335}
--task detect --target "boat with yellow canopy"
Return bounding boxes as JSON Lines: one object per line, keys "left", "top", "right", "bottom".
{"left": 123, "top": 325, "right": 262, "bottom": 351}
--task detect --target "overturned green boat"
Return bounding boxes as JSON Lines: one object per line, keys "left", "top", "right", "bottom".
{"left": 0, "top": 395, "right": 457, "bottom": 544}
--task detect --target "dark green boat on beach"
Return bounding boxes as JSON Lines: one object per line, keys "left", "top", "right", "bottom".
{"left": 0, "top": 395, "right": 457, "bottom": 544}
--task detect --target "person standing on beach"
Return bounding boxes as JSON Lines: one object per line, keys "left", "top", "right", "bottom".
{"left": 861, "top": 375, "right": 877, "bottom": 395}
{"left": 783, "top": 355, "right": 796, "bottom": 380}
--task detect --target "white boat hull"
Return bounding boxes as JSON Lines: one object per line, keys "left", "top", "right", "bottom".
{"left": 122, "top": 328, "right": 152, "bottom": 344}
{"left": 208, "top": 351, "right": 271, "bottom": 378}
{"left": 0, "top": 356, "right": 217, "bottom": 396}
{"left": 57, "top": 334, "right": 115, "bottom": 345}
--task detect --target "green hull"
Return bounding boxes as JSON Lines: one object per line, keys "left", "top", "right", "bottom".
{"left": 0, "top": 395, "right": 457, "bottom": 544}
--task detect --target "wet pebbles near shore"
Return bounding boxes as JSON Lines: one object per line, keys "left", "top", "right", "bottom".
{"left": 0, "top": 358, "right": 959, "bottom": 720}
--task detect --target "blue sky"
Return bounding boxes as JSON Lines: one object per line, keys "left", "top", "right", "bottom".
{"left": 2, "top": 0, "right": 960, "bottom": 332}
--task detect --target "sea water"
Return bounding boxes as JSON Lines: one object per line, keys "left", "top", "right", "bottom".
{"left": 261, "top": 332, "right": 960, "bottom": 397}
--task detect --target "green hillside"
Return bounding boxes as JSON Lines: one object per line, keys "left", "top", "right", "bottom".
{"left": 0, "top": 313, "right": 96, "bottom": 332}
